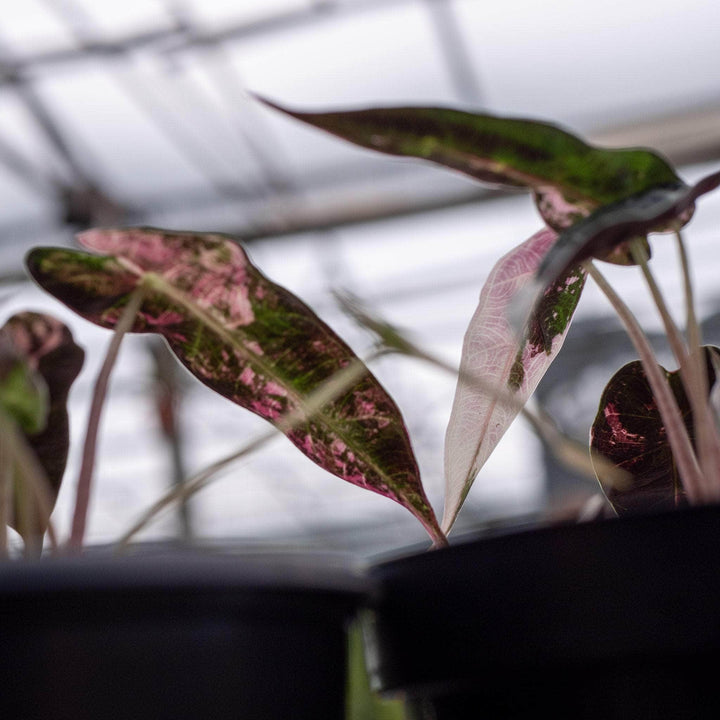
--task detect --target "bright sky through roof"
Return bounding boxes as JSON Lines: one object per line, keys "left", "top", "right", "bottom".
{"left": 2, "top": 0, "right": 719, "bottom": 552}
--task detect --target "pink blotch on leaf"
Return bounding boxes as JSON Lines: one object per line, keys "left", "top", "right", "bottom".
{"left": 79, "top": 229, "right": 177, "bottom": 270}
{"left": 603, "top": 402, "right": 643, "bottom": 445}
{"left": 239, "top": 367, "right": 255, "bottom": 386}
{"left": 331, "top": 439, "right": 347, "bottom": 456}
{"left": 143, "top": 310, "right": 185, "bottom": 327}
{"left": 264, "top": 381, "right": 287, "bottom": 397}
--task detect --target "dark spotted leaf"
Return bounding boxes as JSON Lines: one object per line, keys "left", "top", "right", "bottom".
{"left": 26, "top": 228, "right": 443, "bottom": 543}
{"left": 443, "top": 228, "right": 585, "bottom": 532}
{"left": 590, "top": 347, "right": 717, "bottom": 516}
{"left": 0, "top": 312, "right": 84, "bottom": 544}
{"left": 262, "top": 99, "right": 682, "bottom": 231}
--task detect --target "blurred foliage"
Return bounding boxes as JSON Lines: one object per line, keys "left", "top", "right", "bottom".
{"left": 346, "top": 620, "right": 406, "bottom": 720}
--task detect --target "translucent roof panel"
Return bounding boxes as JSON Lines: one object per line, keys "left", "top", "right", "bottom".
{"left": 1, "top": 0, "right": 719, "bottom": 553}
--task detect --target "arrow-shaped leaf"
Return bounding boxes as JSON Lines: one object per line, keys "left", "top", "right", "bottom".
{"left": 443, "top": 228, "right": 585, "bottom": 532}
{"left": 590, "top": 348, "right": 718, "bottom": 516}
{"left": 0, "top": 312, "right": 84, "bottom": 547}
{"left": 26, "top": 227, "right": 443, "bottom": 543}
{"left": 262, "top": 99, "right": 682, "bottom": 231}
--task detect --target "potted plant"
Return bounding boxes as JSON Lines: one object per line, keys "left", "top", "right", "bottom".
{"left": 2, "top": 94, "right": 720, "bottom": 718}
{"left": 2, "top": 223, "right": 420, "bottom": 717}
{"left": 255, "top": 100, "right": 720, "bottom": 718}
{"left": 0, "top": 316, "right": 371, "bottom": 719}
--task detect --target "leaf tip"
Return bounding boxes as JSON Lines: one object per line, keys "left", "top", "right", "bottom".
{"left": 253, "top": 94, "right": 301, "bottom": 121}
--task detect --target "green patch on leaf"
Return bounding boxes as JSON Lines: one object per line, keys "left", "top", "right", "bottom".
{"left": 262, "top": 99, "right": 683, "bottom": 230}
{"left": 26, "top": 227, "right": 443, "bottom": 543}
{"left": 508, "top": 265, "right": 586, "bottom": 390}
{"left": 0, "top": 358, "right": 48, "bottom": 435}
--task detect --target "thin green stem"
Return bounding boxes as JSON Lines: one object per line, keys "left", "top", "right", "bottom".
{"left": 586, "top": 261, "right": 704, "bottom": 501}
{"left": 6, "top": 416, "right": 60, "bottom": 555}
{"left": 115, "top": 349, "right": 451, "bottom": 549}
{"left": 676, "top": 230, "right": 702, "bottom": 351}
{"left": 115, "top": 426, "right": 278, "bottom": 551}
{"left": 68, "top": 285, "right": 146, "bottom": 552}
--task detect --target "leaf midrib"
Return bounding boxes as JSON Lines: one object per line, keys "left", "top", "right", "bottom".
{"left": 139, "top": 271, "right": 409, "bottom": 499}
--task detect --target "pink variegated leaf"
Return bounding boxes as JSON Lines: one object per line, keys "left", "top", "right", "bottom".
{"left": 26, "top": 228, "right": 444, "bottom": 544}
{"left": 0, "top": 312, "right": 84, "bottom": 547}
{"left": 443, "top": 228, "right": 585, "bottom": 532}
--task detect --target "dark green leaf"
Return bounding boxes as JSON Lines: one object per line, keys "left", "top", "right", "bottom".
{"left": 590, "top": 347, "right": 717, "bottom": 516}
{"left": 261, "top": 99, "right": 682, "bottom": 230}
{"left": 26, "top": 228, "right": 443, "bottom": 542}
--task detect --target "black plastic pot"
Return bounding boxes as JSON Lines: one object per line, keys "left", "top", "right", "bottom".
{"left": 0, "top": 546, "right": 365, "bottom": 720}
{"left": 366, "top": 505, "right": 720, "bottom": 719}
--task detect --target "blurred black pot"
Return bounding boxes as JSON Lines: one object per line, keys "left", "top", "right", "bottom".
{"left": 366, "top": 504, "right": 720, "bottom": 719}
{"left": 0, "top": 545, "right": 365, "bottom": 720}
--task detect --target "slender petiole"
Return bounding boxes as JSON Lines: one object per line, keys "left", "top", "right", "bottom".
{"left": 0, "top": 413, "right": 10, "bottom": 557}
{"left": 631, "top": 238, "right": 720, "bottom": 497}
{"left": 68, "top": 284, "right": 147, "bottom": 552}
{"left": 674, "top": 229, "right": 720, "bottom": 498}
{"left": 586, "top": 260, "right": 704, "bottom": 501}
{"left": 629, "top": 239, "right": 688, "bottom": 366}
{"left": 676, "top": 230, "right": 702, "bottom": 351}
{"left": 114, "top": 349, "right": 447, "bottom": 549}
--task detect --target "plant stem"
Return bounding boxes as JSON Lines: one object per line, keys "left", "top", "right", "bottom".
{"left": 404, "top": 345, "right": 623, "bottom": 487}
{"left": 0, "top": 413, "right": 10, "bottom": 558}
{"left": 629, "top": 239, "right": 687, "bottom": 366}
{"left": 115, "top": 426, "right": 278, "bottom": 551}
{"left": 586, "top": 261, "right": 704, "bottom": 501}
{"left": 631, "top": 239, "right": 720, "bottom": 496}
{"left": 676, "top": 230, "right": 702, "bottom": 350}
{"left": 7, "top": 416, "right": 60, "bottom": 555}
{"left": 68, "top": 285, "right": 146, "bottom": 552}
{"left": 632, "top": 236, "right": 720, "bottom": 499}
{"left": 0, "top": 410, "right": 60, "bottom": 556}
{"left": 115, "top": 349, "right": 450, "bottom": 549}
{"left": 673, "top": 230, "right": 720, "bottom": 498}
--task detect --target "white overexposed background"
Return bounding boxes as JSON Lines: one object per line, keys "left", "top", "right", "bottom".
{"left": 1, "top": 0, "right": 719, "bottom": 556}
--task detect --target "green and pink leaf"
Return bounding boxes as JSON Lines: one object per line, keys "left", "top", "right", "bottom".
{"left": 442, "top": 228, "right": 585, "bottom": 532}
{"left": 534, "top": 171, "right": 720, "bottom": 294}
{"left": 26, "top": 228, "right": 443, "bottom": 543}
{"left": 263, "top": 99, "right": 683, "bottom": 232}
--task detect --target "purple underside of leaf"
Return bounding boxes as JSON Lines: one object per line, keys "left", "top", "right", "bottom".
{"left": 442, "top": 228, "right": 585, "bottom": 533}
{"left": 506, "top": 171, "right": 720, "bottom": 339}
{"left": 536, "top": 171, "right": 720, "bottom": 295}
{"left": 0, "top": 312, "right": 84, "bottom": 538}
{"left": 590, "top": 348, "right": 718, "bottom": 517}
{"left": 25, "top": 228, "right": 442, "bottom": 541}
